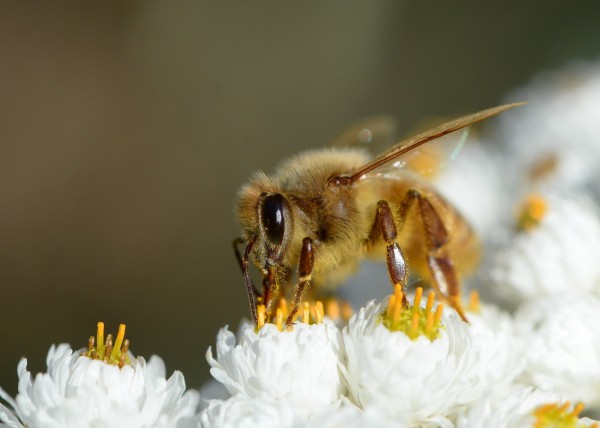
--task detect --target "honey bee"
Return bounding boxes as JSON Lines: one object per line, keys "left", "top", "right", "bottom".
{"left": 234, "top": 103, "right": 524, "bottom": 324}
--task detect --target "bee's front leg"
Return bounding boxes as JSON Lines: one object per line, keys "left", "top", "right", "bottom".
{"left": 375, "top": 200, "right": 410, "bottom": 306}
{"left": 285, "top": 237, "right": 314, "bottom": 326}
{"left": 397, "top": 190, "right": 469, "bottom": 323}
{"left": 233, "top": 236, "right": 260, "bottom": 324}
{"left": 262, "top": 265, "right": 281, "bottom": 317}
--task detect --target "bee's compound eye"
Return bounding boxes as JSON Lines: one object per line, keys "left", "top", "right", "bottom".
{"left": 261, "top": 193, "right": 286, "bottom": 245}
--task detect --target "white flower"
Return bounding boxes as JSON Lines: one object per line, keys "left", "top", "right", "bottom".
{"left": 342, "top": 299, "right": 497, "bottom": 425}
{"left": 206, "top": 318, "right": 344, "bottom": 419}
{"left": 495, "top": 59, "right": 600, "bottom": 194}
{"left": 198, "top": 379, "right": 230, "bottom": 411}
{"left": 433, "top": 140, "right": 511, "bottom": 239}
{"left": 302, "top": 402, "right": 407, "bottom": 428}
{"left": 487, "top": 193, "right": 600, "bottom": 305}
{"left": 515, "top": 292, "right": 600, "bottom": 407}
{"left": 466, "top": 301, "right": 525, "bottom": 395}
{"left": 199, "top": 395, "right": 301, "bottom": 428}
{"left": 456, "top": 384, "right": 560, "bottom": 428}
{"left": 0, "top": 343, "right": 199, "bottom": 428}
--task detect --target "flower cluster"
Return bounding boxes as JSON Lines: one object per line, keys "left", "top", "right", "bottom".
{"left": 3, "top": 58, "right": 600, "bottom": 428}
{"left": 0, "top": 323, "right": 199, "bottom": 428}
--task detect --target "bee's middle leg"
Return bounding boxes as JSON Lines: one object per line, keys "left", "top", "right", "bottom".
{"left": 375, "top": 200, "right": 409, "bottom": 306}
{"left": 397, "top": 190, "right": 469, "bottom": 323}
{"left": 285, "top": 237, "right": 314, "bottom": 325}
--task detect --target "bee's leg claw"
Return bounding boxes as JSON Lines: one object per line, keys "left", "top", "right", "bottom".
{"left": 286, "top": 237, "right": 314, "bottom": 325}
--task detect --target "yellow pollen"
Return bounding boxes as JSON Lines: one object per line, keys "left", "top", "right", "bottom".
{"left": 394, "top": 283, "right": 404, "bottom": 306}
{"left": 315, "top": 301, "right": 324, "bottom": 324}
{"left": 425, "top": 310, "right": 434, "bottom": 335}
{"left": 325, "top": 299, "right": 340, "bottom": 320}
{"left": 434, "top": 304, "right": 444, "bottom": 326}
{"left": 275, "top": 308, "right": 283, "bottom": 332}
{"left": 468, "top": 290, "right": 481, "bottom": 313}
{"left": 341, "top": 301, "right": 353, "bottom": 320}
{"left": 302, "top": 302, "right": 310, "bottom": 324}
{"left": 111, "top": 324, "right": 126, "bottom": 360}
{"left": 413, "top": 287, "right": 423, "bottom": 313}
{"left": 517, "top": 193, "right": 548, "bottom": 231}
{"left": 97, "top": 322, "right": 104, "bottom": 353}
{"left": 392, "top": 293, "right": 403, "bottom": 325}
{"left": 533, "top": 401, "right": 589, "bottom": 428}
{"left": 380, "top": 286, "right": 444, "bottom": 340}
{"left": 279, "top": 298, "right": 288, "bottom": 319}
{"left": 84, "top": 321, "right": 132, "bottom": 367}
{"left": 387, "top": 295, "right": 397, "bottom": 319}
{"left": 425, "top": 291, "right": 435, "bottom": 314}
{"left": 572, "top": 403, "right": 584, "bottom": 417}
{"left": 257, "top": 305, "right": 266, "bottom": 330}
{"left": 410, "top": 311, "right": 419, "bottom": 336}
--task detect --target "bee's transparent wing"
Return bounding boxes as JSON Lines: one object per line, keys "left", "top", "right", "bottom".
{"left": 366, "top": 128, "right": 472, "bottom": 180}
{"left": 328, "top": 115, "right": 400, "bottom": 155}
{"left": 346, "top": 103, "right": 525, "bottom": 182}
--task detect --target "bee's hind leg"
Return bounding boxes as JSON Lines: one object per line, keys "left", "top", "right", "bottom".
{"left": 375, "top": 200, "right": 409, "bottom": 306}
{"left": 397, "top": 190, "right": 469, "bottom": 323}
{"left": 285, "top": 237, "right": 314, "bottom": 326}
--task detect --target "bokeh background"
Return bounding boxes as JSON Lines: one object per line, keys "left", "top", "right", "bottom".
{"left": 1, "top": 1, "right": 600, "bottom": 395}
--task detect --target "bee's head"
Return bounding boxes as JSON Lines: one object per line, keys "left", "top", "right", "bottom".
{"left": 236, "top": 175, "right": 294, "bottom": 265}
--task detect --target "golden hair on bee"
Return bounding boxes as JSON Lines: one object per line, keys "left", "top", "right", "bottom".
{"left": 233, "top": 103, "right": 525, "bottom": 325}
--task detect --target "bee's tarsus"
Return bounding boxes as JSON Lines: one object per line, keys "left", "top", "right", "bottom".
{"left": 376, "top": 200, "right": 409, "bottom": 303}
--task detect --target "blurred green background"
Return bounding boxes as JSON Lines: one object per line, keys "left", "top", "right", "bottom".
{"left": 1, "top": 1, "right": 599, "bottom": 395}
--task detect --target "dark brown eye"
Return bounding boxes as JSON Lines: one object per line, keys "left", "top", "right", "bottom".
{"left": 261, "top": 194, "right": 285, "bottom": 245}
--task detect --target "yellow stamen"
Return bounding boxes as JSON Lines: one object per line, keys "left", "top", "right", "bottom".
{"left": 279, "top": 298, "right": 288, "bottom": 319}
{"left": 325, "top": 299, "right": 340, "bottom": 320}
{"left": 469, "top": 290, "right": 480, "bottom": 313}
{"left": 434, "top": 303, "right": 444, "bottom": 326}
{"left": 84, "top": 322, "right": 132, "bottom": 367}
{"left": 97, "top": 322, "right": 105, "bottom": 354}
{"left": 341, "top": 301, "right": 353, "bottom": 320}
{"left": 111, "top": 324, "right": 126, "bottom": 359}
{"left": 275, "top": 308, "right": 283, "bottom": 332}
{"left": 571, "top": 403, "right": 584, "bottom": 417}
{"left": 559, "top": 401, "right": 571, "bottom": 412}
{"left": 302, "top": 302, "right": 310, "bottom": 324}
{"left": 386, "top": 295, "right": 397, "bottom": 319}
{"left": 425, "top": 291, "right": 435, "bottom": 314}
{"left": 410, "top": 311, "right": 419, "bottom": 338}
{"left": 533, "top": 401, "right": 587, "bottom": 427}
{"left": 394, "top": 283, "right": 404, "bottom": 306}
{"left": 380, "top": 286, "right": 444, "bottom": 340}
{"left": 392, "top": 292, "right": 403, "bottom": 326}
{"left": 413, "top": 287, "right": 423, "bottom": 313}
{"left": 425, "top": 309, "right": 434, "bottom": 335}
{"left": 517, "top": 193, "right": 547, "bottom": 231}
{"left": 315, "top": 301, "right": 324, "bottom": 324}
{"left": 257, "top": 305, "right": 266, "bottom": 329}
